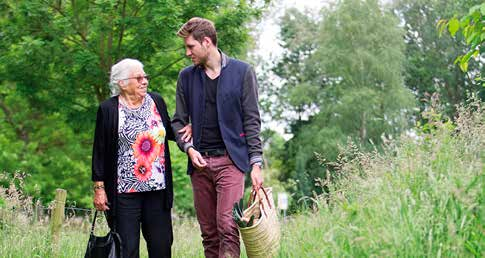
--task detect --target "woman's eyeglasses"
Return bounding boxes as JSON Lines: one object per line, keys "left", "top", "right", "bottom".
{"left": 121, "top": 75, "right": 150, "bottom": 83}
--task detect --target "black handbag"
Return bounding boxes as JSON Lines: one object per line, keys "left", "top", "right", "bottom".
{"left": 84, "top": 211, "right": 123, "bottom": 258}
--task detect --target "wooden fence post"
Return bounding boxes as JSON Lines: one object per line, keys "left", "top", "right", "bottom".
{"left": 50, "top": 188, "right": 67, "bottom": 257}
{"left": 33, "top": 200, "right": 43, "bottom": 224}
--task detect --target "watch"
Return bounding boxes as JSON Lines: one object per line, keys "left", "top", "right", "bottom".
{"left": 253, "top": 161, "right": 263, "bottom": 169}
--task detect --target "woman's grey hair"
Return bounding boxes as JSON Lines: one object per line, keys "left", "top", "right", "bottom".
{"left": 109, "top": 58, "right": 144, "bottom": 96}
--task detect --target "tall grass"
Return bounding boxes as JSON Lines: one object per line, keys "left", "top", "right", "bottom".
{"left": 1, "top": 101, "right": 484, "bottom": 257}
{"left": 278, "top": 101, "right": 485, "bottom": 257}
{"left": 0, "top": 174, "right": 206, "bottom": 257}
{"left": 0, "top": 207, "right": 205, "bottom": 257}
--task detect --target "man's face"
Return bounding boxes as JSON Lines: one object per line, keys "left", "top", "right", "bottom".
{"left": 184, "top": 35, "right": 209, "bottom": 66}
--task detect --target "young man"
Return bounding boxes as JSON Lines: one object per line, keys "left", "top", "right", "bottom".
{"left": 172, "top": 17, "right": 264, "bottom": 258}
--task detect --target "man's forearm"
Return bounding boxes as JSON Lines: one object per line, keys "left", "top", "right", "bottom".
{"left": 172, "top": 118, "right": 193, "bottom": 152}
{"left": 172, "top": 77, "right": 193, "bottom": 152}
{"left": 242, "top": 66, "right": 263, "bottom": 165}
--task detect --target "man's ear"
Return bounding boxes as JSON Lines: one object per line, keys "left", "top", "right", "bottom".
{"left": 203, "top": 36, "right": 213, "bottom": 47}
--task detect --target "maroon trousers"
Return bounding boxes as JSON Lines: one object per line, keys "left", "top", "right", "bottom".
{"left": 191, "top": 154, "right": 245, "bottom": 258}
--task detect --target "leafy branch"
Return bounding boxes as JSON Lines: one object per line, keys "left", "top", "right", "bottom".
{"left": 438, "top": 3, "right": 485, "bottom": 76}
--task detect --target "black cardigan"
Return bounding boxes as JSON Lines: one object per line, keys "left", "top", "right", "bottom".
{"left": 91, "top": 92, "right": 176, "bottom": 219}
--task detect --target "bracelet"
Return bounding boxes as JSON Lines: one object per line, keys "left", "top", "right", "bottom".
{"left": 93, "top": 185, "right": 105, "bottom": 191}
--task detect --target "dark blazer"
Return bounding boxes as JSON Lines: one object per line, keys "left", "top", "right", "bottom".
{"left": 172, "top": 52, "right": 263, "bottom": 174}
{"left": 91, "top": 92, "right": 175, "bottom": 221}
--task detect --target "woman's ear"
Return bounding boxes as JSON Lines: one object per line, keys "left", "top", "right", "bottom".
{"left": 118, "top": 80, "right": 125, "bottom": 88}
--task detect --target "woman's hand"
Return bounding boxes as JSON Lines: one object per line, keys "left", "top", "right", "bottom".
{"left": 178, "top": 124, "right": 192, "bottom": 143}
{"left": 93, "top": 188, "right": 110, "bottom": 211}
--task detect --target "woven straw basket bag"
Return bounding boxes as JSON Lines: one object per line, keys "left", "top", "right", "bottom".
{"left": 239, "top": 187, "right": 280, "bottom": 258}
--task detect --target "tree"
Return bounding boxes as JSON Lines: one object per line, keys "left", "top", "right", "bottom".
{"left": 265, "top": 0, "right": 416, "bottom": 206}
{"left": 393, "top": 0, "right": 484, "bottom": 118}
{"left": 269, "top": 8, "right": 319, "bottom": 121}
{"left": 0, "top": 0, "right": 265, "bottom": 213}
{"left": 438, "top": 2, "right": 485, "bottom": 83}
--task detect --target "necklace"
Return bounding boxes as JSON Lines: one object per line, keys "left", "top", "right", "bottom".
{"left": 119, "top": 95, "right": 144, "bottom": 109}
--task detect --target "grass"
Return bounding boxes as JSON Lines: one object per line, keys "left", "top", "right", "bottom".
{"left": 276, "top": 102, "right": 485, "bottom": 257}
{"left": 1, "top": 102, "right": 484, "bottom": 257}
{"left": 0, "top": 213, "right": 205, "bottom": 257}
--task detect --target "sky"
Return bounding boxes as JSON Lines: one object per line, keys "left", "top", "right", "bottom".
{"left": 253, "top": 0, "right": 326, "bottom": 59}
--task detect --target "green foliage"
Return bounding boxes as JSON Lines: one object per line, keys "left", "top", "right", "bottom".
{"left": 446, "top": 17, "right": 460, "bottom": 37}
{"left": 2, "top": 99, "right": 484, "bottom": 257}
{"left": 0, "top": 0, "right": 265, "bottom": 213}
{"left": 267, "top": 0, "right": 415, "bottom": 207}
{"left": 0, "top": 84, "right": 92, "bottom": 206}
{"left": 269, "top": 8, "right": 318, "bottom": 119}
{"left": 438, "top": 2, "right": 485, "bottom": 78}
{"left": 278, "top": 100, "right": 485, "bottom": 257}
{"left": 394, "top": 0, "right": 484, "bottom": 118}
{"left": 168, "top": 142, "right": 194, "bottom": 215}
{"left": 260, "top": 129, "right": 286, "bottom": 170}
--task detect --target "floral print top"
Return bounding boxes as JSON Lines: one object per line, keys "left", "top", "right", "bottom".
{"left": 117, "top": 95, "right": 166, "bottom": 193}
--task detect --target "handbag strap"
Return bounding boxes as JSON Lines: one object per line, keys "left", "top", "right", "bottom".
{"left": 89, "top": 210, "right": 98, "bottom": 235}
{"left": 90, "top": 210, "right": 114, "bottom": 234}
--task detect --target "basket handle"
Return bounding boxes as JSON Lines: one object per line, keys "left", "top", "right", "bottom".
{"left": 247, "top": 186, "right": 263, "bottom": 207}
{"left": 246, "top": 186, "right": 272, "bottom": 217}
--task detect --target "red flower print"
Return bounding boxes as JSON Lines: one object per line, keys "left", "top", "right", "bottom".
{"left": 150, "top": 119, "right": 159, "bottom": 128}
{"left": 150, "top": 104, "right": 162, "bottom": 129}
{"left": 132, "top": 131, "right": 160, "bottom": 163}
{"left": 152, "top": 102, "right": 160, "bottom": 116}
{"left": 133, "top": 160, "right": 152, "bottom": 182}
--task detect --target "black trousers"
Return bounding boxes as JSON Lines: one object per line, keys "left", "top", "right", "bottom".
{"left": 115, "top": 190, "right": 172, "bottom": 258}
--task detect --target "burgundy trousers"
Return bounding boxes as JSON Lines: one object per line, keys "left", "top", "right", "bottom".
{"left": 191, "top": 154, "right": 245, "bottom": 258}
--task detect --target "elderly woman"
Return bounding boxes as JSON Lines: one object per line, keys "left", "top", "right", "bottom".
{"left": 91, "top": 58, "right": 189, "bottom": 258}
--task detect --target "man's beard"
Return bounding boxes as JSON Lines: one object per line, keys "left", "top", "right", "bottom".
{"left": 196, "top": 47, "right": 209, "bottom": 66}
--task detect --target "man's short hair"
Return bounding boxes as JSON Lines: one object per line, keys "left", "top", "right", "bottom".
{"left": 177, "top": 17, "right": 217, "bottom": 46}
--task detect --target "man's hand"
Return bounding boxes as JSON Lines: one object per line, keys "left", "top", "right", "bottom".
{"left": 93, "top": 188, "right": 110, "bottom": 211}
{"left": 188, "top": 147, "right": 207, "bottom": 169}
{"left": 250, "top": 165, "right": 263, "bottom": 190}
{"left": 178, "top": 124, "right": 192, "bottom": 143}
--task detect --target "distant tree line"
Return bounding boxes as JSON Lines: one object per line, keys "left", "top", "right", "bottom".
{"left": 261, "top": 0, "right": 484, "bottom": 211}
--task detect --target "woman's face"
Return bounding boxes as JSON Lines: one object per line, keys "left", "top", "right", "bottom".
{"left": 120, "top": 66, "right": 149, "bottom": 97}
